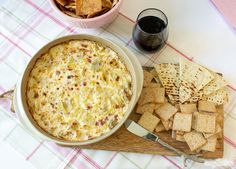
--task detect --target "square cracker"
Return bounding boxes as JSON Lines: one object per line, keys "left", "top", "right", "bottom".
{"left": 143, "top": 70, "right": 154, "bottom": 87}
{"left": 192, "top": 112, "right": 216, "bottom": 133}
{"left": 76, "top": 0, "right": 102, "bottom": 15}
{"left": 155, "top": 122, "right": 166, "bottom": 132}
{"left": 176, "top": 134, "right": 186, "bottom": 142}
{"left": 155, "top": 103, "right": 178, "bottom": 121}
{"left": 180, "top": 103, "right": 197, "bottom": 113}
{"left": 201, "top": 135, "right": 217, "bottom": 152}
{"left": 161, "top": 119, "right": 173, "bottom": 131}
{"left": 198, "top": 101, "right": 216, "bottom": 113}
{"left": 137, "top": 87, "right": 151, "bottom": 105}
{"left": 184, "top": 131, "right": 207, "bottom": 151}
{"left": 138, "top": 87, "right": 165, "bottom": 105}
{"left": 172, "top": 113, "right": 192, "bottom": 132}
{"left": 203, "top": 123, "right": 222, "bottom": 138}
{"left": 147, "top": 84, "right": 165, "bottom": 103}
{"left": 153, "top": 87, "right": 165, "bottom": 103}
{"left": 138, "top": 112, "right": 160, "bottom": 132}
{"left": 136, "top": 103, "right": 156, "bottom": 115}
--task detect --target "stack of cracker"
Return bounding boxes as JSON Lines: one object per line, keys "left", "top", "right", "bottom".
{"left": 136, "top": 58, "right": 228, "bottom": 153}
{"left": 54, "top": 0, "right": 118, "bottom": 18}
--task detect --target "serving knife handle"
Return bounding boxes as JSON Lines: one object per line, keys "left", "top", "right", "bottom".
{"left": 156, "top": 138, "right": 204, "bottom": 164}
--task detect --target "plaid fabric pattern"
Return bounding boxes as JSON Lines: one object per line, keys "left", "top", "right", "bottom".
{"left": 1, "top": 0, "right": 236, "bottom": 168}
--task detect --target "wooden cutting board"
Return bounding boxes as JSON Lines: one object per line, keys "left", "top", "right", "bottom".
{"left": 78, "top": 105, "right": 224, "bottom": 159}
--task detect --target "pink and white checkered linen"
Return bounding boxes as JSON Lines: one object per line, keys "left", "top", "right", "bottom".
{"left": 1, "top": 0, "right": 236, "bottom": 169}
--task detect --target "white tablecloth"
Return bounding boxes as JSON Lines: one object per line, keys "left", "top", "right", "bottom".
{"left": 0, "top": 0, "right": 236, "bottom": 168}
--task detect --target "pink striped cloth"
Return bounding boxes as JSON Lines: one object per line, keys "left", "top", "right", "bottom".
{"left": 211, "top": 0, "right": 236, "bottom": 31}
{"left": 0, "top": 0, "right": 236, "bottom": 169}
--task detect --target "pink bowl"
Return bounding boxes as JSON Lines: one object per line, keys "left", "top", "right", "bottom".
{"left": 49, "top": 0, "right": 123, "bottom": 28}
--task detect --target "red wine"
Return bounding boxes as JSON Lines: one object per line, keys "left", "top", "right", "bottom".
{"left": 132, "top": 16, "right": 168, "bottom": 52}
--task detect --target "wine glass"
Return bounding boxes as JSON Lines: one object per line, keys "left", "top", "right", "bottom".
{"left": 132, "top": 8, "right": 168, "bottom": 53}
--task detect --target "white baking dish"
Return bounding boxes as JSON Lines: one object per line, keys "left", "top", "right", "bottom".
{"left": 13, "top": 34, "right": 143, "bottom": 146}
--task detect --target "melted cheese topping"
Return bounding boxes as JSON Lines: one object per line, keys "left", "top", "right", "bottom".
{"left": 26, "top": 40, "right": 132, "bottom": 141}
